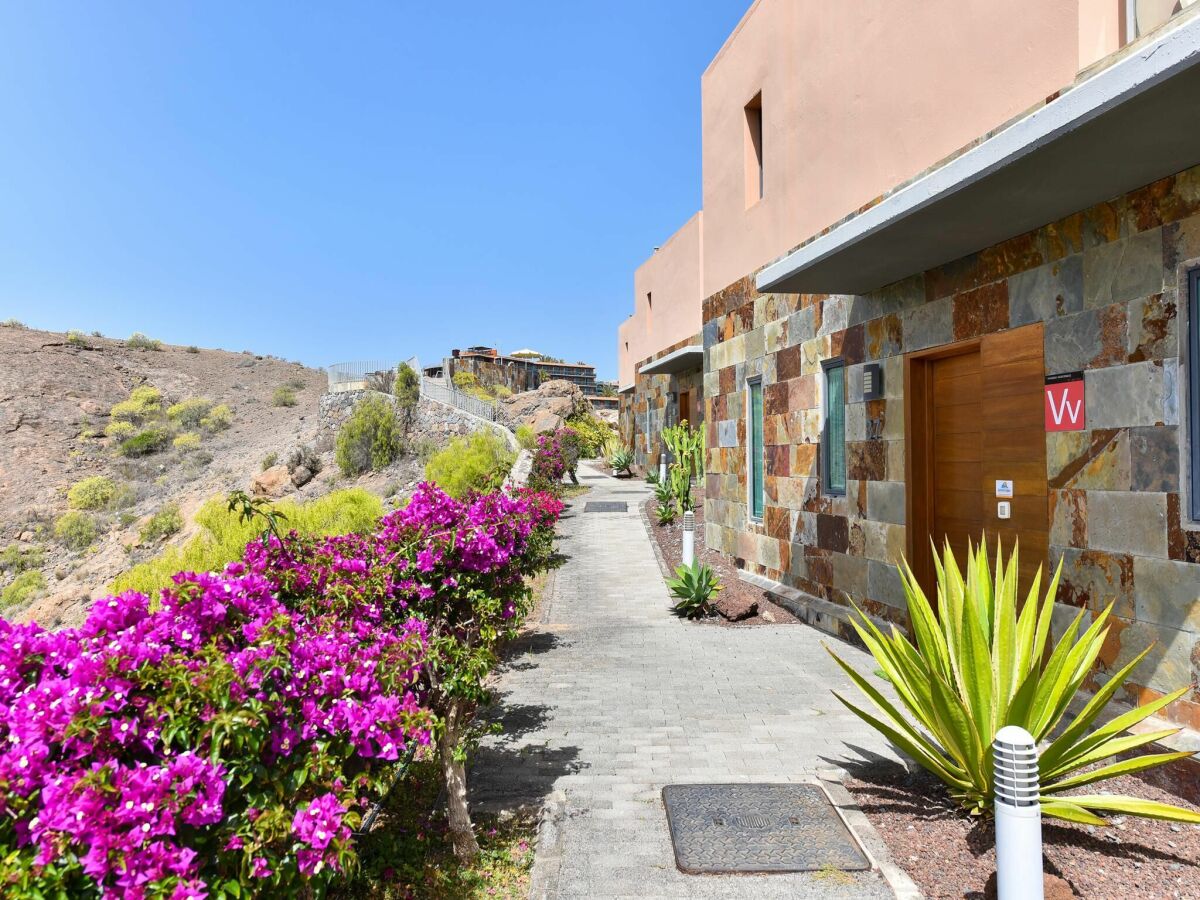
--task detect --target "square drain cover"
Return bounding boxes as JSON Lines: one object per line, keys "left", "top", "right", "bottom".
{"left": 662, "top": 783, "right": 869, "bottom": 874}
{"left": 584, "top": 501, "right": 627, "bottom": 512}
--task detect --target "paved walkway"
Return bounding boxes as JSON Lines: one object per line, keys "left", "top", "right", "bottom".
{"left": 471, "top": 463, "right": 902, "bottom": 899}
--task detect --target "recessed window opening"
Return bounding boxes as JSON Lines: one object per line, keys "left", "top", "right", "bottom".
{"left": 745, "top": 92, "right": 763, "bottom": 207}
{"left": 748, "top": 378, "right": 764, "bottom": 519}
{"left": 823, "top": 360, "right": 846, "bottom": 496}
{"left": 1188, "top": 268, "right": 1200, "bottom": 519}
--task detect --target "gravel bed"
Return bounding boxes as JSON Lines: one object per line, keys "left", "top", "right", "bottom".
{"left": 643, "top": 493, "right": 797, "bottom": 626}
{"left": 844, "top": 759, "right": 1200, "bottom": 899}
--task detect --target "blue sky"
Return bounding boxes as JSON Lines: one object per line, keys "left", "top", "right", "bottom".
{"left": 0, "top": 2, "right": 747, "bottom": 380}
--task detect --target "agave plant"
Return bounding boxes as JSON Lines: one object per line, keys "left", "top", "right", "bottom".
{"left": 829, "top": 539, "right": 1200, "bottom": 825}
{"left": 656, "top": 501, "right": 677, "bottom": 525}
{"left": 667, "top": 560, "right": 721, "bottom": 619}
{"left": 609, "top": 444, "right": 634, "bottom": 476}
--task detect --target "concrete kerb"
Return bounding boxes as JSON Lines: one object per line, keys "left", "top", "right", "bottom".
{"left": 820, "top": 775, "right": 926, "bottom": 900}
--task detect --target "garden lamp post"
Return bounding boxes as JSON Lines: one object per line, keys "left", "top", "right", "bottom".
{"left": 681, "top": 510, "right": 695, "bottom": 567}
{"left": 658, "top": 452, "right": 667, "bottom": 483}
{"left": 993, "top": 725, "right": 1043, "bottom": 900}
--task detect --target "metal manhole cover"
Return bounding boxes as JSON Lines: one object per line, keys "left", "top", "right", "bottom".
{"left": 583, "top": 501, "right": 628, "bottom": 513}
{"left": 662, "top": 783, "right": 869, "bottom": 874}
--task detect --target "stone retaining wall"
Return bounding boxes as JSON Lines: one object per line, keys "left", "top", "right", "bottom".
{"left": 318, "top": 389, "right": 518, "bottom": 452}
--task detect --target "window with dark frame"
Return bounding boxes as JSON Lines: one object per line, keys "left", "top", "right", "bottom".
{"left": 1189, "top": 269, "right": 1200, "bottom": 520}
{"left": 823, "top": 360, "right": 847, "bottom": 496}
{"left": 748, "top": 379, "right": 764, "bottom": 519}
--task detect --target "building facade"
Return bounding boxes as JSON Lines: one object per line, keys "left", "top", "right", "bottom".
{"left": 430, "top": 346, "right": 600, "bottom": 396}
{"left": 619, "top": 0, "right": 1200, "bottom": 730}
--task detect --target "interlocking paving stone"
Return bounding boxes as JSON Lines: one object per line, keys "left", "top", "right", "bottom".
{"left": 662, "top": 783, "right": 869, "bottom": 874}
{"left": 470, "top": 462, "right": 900, "bottom": 898}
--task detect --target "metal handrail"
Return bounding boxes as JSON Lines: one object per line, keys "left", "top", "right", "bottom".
{"left": 419, "top": 376, "right": 499, "bottom": 421}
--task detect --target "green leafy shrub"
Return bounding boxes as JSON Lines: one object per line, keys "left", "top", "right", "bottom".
{"left": 0, "top": 544, "right": 45, "bottom": 573}
{"left": 655, "top": 501, "right": 677, "bottom": 525}
{"left": 185, "top": 344, "right": 200, "bottom": 353}
{"left": 110, "top": 488, "right": 382, "bottom": 596}
{"left": 66, "top": 330, "right": 89, "bottom": 348}
{"left": 140, "top": 504, "right": 183, "bottom": 542}
{"left": 110, "top": 385, "right": 163, "bottom": 424}
{"left": 167, "top": 397, "right": 213, "bottom": 428}
{"left": 394, "top": 362, "right": 419, "bottom": 414}
{"left": 1, "top": 318, "right": 27, "bottom": 329}
{"left": 200, "top": 403, "right": 233, "bottom": 431}
{"left": 120, "top": 427, "right": 169, "bottom": 457}
{"left": 667, "top": 561, "right": 721, "bottom": 618}
{"left": 1, "top": 571, "right": 45, "bottom": 608}
{"left": 564, "top": 412, "right": 614, "bottom": 459}
{"left": 126, "top": 331, "right": 162, "bottom": 351}
{"left": 336, "top": 395, "right": 403, "bottom": 476}
{"left": 173, "top": 432, "right": 201, "bottom": 452}
{"left": 272, "top": 386, "right": 298, "bottom": 407}
{"left": 515, "top": 424, "right": 537, "bottom": 450}
{"left": 831, "top": 540, "right": 1200, "bottom": 825}
{"left": 491, "top": 384, "right": 513, "bottom": 399}
{"left": 424, "top": 431, "right": 515, "bottom": 498}
{"left": 67, "top": 475, "right": 116, "bottom": 510}
{"left": 104, "top": 420, "right": 135, "bottom": 441}
{"left": 452, "top": 370, "right": 495, "bottom": 402}
{"left": 54, "top": 510, "right": 99, "bottom": 551}
{"left": 262, "top": 452, "right": 279, "bottom": 470}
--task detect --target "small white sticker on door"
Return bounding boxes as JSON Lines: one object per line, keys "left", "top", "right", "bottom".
{"left": 996, "top": 480, "right": 1014, "bottom": 498}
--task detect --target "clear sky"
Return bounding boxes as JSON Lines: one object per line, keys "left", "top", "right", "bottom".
{"left": 0, "top": 2, "right": 748, "bottom": 380}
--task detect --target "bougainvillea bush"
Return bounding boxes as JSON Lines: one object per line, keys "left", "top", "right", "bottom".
{"left": 254, "top": 483, "right": 564, "bottom": 861}
{"left": 0, "top": 569, "right": 432, "bottom": 899}
{"left": 0, "top": 481, "right": 563, "bottom": 895}
{"left": 529, "top": 428, "right": 582, "bottom": 494}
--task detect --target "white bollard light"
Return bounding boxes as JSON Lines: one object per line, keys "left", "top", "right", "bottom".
{"left": 681, "top": 510, "right": 695, "bottom": 567}
{"left": 658, "top": 454, "right": 667, "bottom": 483}
{"left": 993, "top": 725, "right": 1043, "bottom": 900}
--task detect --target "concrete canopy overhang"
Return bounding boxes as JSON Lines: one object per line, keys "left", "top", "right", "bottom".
{"left": 756, "top": 16, "right": 1200, "bottom": 296}
{"left": 637, "top": 345, "right": 704, "bottom": 376}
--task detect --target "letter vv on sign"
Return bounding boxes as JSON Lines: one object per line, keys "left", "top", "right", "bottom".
{"left": 1045, "top": 372, "right": 1085, "bottom": 432}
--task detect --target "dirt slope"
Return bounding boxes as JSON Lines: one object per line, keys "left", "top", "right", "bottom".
{"left": 0, "top": 325, "right": 343, "bottom": 627}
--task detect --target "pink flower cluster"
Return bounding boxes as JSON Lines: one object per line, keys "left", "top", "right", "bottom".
{"left": 0, "top": 567, "right": 430, "bottom": 896}
{"left": 0, "top": 482, "right": 562, "bottom": 898}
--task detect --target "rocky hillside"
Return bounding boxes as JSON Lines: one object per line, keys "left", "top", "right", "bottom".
{"left": 0, "top": 324, "right": 420, "bottom": 629}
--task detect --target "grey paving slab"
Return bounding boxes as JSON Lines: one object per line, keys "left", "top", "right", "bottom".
{"left": 471, "top": 462, "right": 901, "bottom": 899}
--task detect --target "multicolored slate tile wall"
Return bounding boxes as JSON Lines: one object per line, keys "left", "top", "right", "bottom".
{"left": 702, "top": 165, "right": 1200, "bottom": 730}
{"left": 618, "top": 336, "right": 704, "bottom": 473}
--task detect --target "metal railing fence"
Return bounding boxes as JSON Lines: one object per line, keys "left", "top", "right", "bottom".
{"left": 420, "top": 376, "right": 499, "bottom": 421}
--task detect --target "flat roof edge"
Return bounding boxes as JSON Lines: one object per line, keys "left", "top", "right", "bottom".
{"left": 756, "top": 15, "right": 1200, "bottom": 294}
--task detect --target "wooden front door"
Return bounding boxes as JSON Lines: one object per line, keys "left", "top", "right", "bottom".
{"left": 906, "top": 324, "right": 1048, "bottom": 595}
{"left": 677, "top": 391, "right": 691, "bottom": 427}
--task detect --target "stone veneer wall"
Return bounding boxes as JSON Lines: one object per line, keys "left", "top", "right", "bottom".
{"left": 444, "top": 356, "right": 540, "bottom": 395}
{"left": 618, "top": 335, "right": 704, "bottom": 473}
{"left": 702, "top": 165, "right": 1200, "bottom": 730}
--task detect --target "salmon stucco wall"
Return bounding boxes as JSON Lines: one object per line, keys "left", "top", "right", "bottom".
{"left": 618, "top": 212, "right": 703, "bottom": 390}
{"left": 699, "top": 0, "right": 1080, "bottom": 299}
{"left": 703, "top": 164, "right": 1200, "bottom": 731}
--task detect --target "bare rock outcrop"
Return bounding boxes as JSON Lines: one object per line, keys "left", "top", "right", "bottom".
{"left": 251, "top": 465, "right": 294, "bottom": 498}
{"left": 499, "top": 379, "right": 589, "bottom": 433}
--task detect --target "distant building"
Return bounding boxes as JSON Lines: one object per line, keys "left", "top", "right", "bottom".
{"left": 430, "top": 346, "right": 601, "bottom": 396}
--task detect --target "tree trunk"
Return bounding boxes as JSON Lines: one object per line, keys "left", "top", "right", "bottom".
{"left": 439, "top": 700, "right": 480, "bottom": 861}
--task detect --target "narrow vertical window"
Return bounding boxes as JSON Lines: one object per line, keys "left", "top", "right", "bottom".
{"left": 824, "top": 361, "right": 846, "bottom": 495}
{"left": 745, "top": 92, "right": 763, "bottom": 206}
{"left": 748, "top": 379, "right": 764, "bottom": 519}
{"left": 1189, "top": 269, "right": 1200, "bottom": 519}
